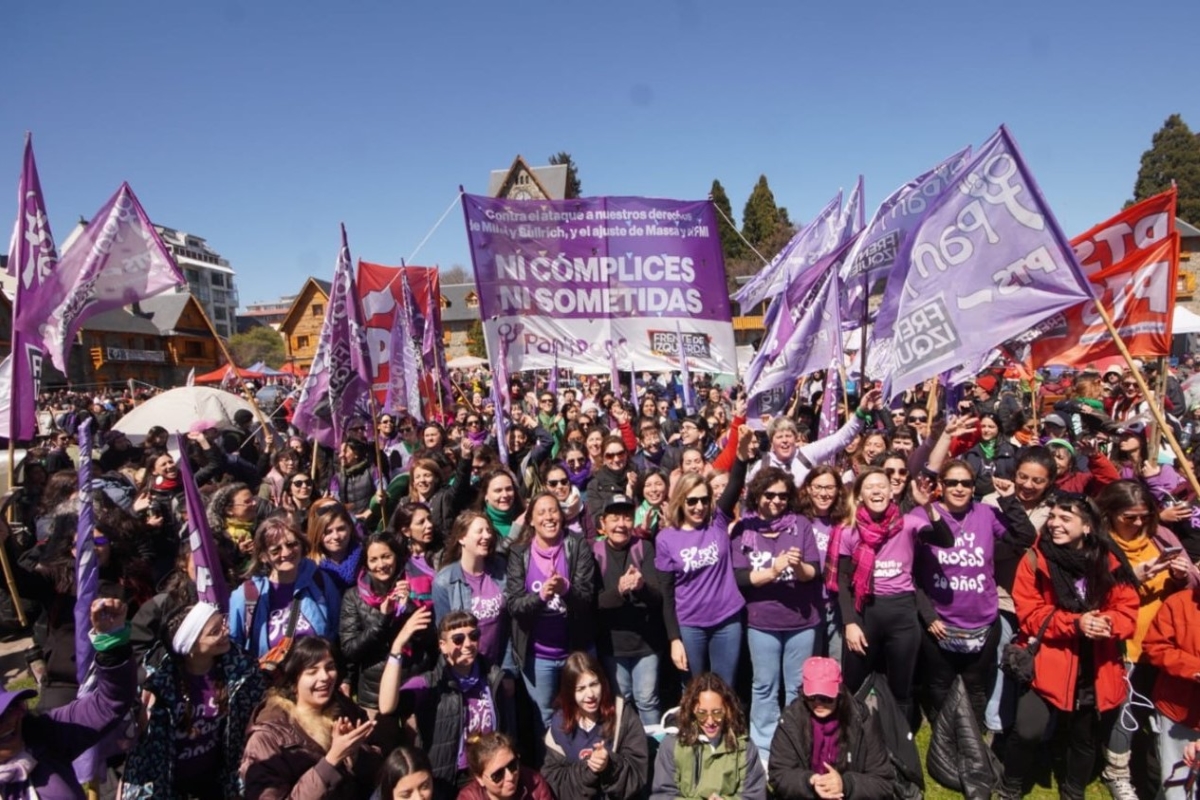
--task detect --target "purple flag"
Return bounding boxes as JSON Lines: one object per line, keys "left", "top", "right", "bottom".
{"left": 628, "top": 359, "right": 638, "bottom": 410}
{"left": 8, "top": 135, "right": 57, "bottom": 442}
{"left": 18, "top": 182, "right": 183, "bottom": 373}
{"left": 548, "top": 351, "right": 559, "bottom": 398}
{"left": 874, "top": 126, "right": 1093, "bottom": 400}
{"left": 677, "top": 321, "right": 694, "bottom": 414}
{"left": 746, "top": 239, "right": 851, "bottom": 421}
{"left": 817, "top": 363, "right": 841, "bottom": 439}
{"left": 839, "top": 147, "right": 973, "bottom": 328}
{"left": 385, "top": 271, "right": 423, "bottom": 418}
{"left": 73, "top": 418, "right": 101, "bottom": 784}
{"left": 174, "top": 431, "right": 229, "bottom": 611}
{"left": 491, "top": 335, "right": 510, "bottom": 465}
{"left": 292, "top": 224, "right": 374, "bottom": 450}
{"left": 734, "top": 191, "right": 844, "bottom": 312}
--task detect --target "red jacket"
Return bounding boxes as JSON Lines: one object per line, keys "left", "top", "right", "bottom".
{"left": 1054, "top": 452, "right": 1120, "bottom": 497}
{"left": 456, "top": 766, "right": 555, "bottom": 800}
{"left": 1012, "top": 548, "right": 1139, "bottom": 712}
{"left": 1142, "top": 587, "right": 1200, "bottom": 730}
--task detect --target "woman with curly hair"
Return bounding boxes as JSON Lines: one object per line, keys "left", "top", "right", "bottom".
{"left": 542, "top": 651, "right": 648, "bottom": 800}
{"left": 649, "top": 672, "right": 767, "bottom": 800}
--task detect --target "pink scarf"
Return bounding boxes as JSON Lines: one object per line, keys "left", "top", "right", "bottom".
{"left": 845, "top": 503, "right": 903, "bottom": 612}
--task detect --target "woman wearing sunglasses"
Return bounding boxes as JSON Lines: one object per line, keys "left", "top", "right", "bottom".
{"left": 229, "top": 517, "right": 342, "bottom": 662}
{"left": 1094, "top": 481, "right": 1199, "bottom": 798}
{"left": 731, "top": 467, "right": 821, "bottom": 756}
{"left": 996, "top": 493, "right": 1139, "bottom": 800}
{"left": 911, "top": 459, "right": 1036, "bottom": 726}
{"left": 506, "top": 492, "right": 597, "bottom": 741}
{"left": 525, "top": 461, "right": 595, "bottom": 540}
{"left": 825, "top": 466, "right": 951, "bottom": 727}
{"left": 542, "top": 651, "right": 648, "bottom": 800}
{"left": 379, "top": 610, "right": 514, "bottom": 799}
{"left": 649, "top": 672, "right": 767, "bottom": 800}
{"left": 281, "top": 472, "right": 319, "bottom": 534}
{"left": 656, "top": 427, "right": 756, "bottom": 686}
{"left": 768, "top": 657, "right": 893, "bottom": 800}
{"left": 460, "top": 732, "right": 554, "bottom": 800}
{"left": 798, "top": 466, "right": 849, "bottom": 659}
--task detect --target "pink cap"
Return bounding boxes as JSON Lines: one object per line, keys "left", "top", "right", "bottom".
{"left": 802, "top": 657, "right": 842, "bottom": 698}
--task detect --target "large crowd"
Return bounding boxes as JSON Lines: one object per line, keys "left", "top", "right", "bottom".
{"left": 4, "top": 359, "right": 1200, "bottom": 800}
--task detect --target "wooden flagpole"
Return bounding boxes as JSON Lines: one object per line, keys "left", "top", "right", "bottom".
{"left": 1093, "top": 302, "right": 1200, "bottom": 499}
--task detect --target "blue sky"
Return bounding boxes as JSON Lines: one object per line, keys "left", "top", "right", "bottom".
{"left": 7, "top": 1, "right": 1200, "bottom": 310}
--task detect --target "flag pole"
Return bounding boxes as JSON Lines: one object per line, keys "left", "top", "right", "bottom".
{"left": 213, "top": 336, "right": 277, "bottom": 454}
{"left": 1093, "top": 302, "right": 1200, "bottom": 499}
{"left": 1149, "top": 355, "right": 1168, "bottom": 463}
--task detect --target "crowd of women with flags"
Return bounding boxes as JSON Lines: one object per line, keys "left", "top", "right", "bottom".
{"left": 0, "top": 353, "right": 1196, "bottom": 800}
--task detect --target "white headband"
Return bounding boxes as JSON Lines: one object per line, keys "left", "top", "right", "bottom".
{"left": 171, "top": 602, "right": 220, "bottom": 656}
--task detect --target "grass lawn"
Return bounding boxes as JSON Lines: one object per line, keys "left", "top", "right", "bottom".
{"left": 914, "top": 723, "right": 1110, "bottom": 799}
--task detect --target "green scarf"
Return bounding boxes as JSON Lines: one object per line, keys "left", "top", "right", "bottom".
{"left": 485, "top": 502, "right": 519, "bottom": 538}
{"left": 1079, "top": 397, "right": 1104, "bottom": 411}
{"left": 979, "top": 438, "right": 996, "bottom": 460}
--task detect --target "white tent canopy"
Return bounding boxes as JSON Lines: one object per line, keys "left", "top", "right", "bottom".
{"left": 1174, "top": 305, "right": 1200, "bottom": 335}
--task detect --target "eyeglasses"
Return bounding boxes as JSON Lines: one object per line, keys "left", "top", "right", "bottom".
{"left": 941, "top": 478, "right": 973, "bottom": 488}
{"left": 693, "top": 708, "right": 726, "bottom": 721}
{"left": 809, "top": 483, "right": 838, "bottom": 494}
{"left": 268, "top": 540, "right": 301, "bottom": 556}
{"left": 884, "top": 467, "right": 908, "bottom": 477}
{"left": 487, "top": 757, "right": 519, "bottom": 784}
{"left": 448, "top": 628, "right": 482, "bottom": 647}
{"left": 604, "top": 451, "right": 626, "bottom": 460}
{"left": 546, "top": 478, "right": 569, "bottom": 488}
{"left": 685, "top": 495, "right": 711, "bottom": 507}
{"left": 398, "top": 426, "right": 414, "bottom": 434}
{"left": 540, "top": 397, "right": 554, "bottom": 404}
{"left": 762, "top": 491, "right": 789, "bottom": 502}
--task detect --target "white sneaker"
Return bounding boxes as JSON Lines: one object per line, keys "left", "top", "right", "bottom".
{"left": 1103, "top": 777, "right": 1139, "bottom": 800}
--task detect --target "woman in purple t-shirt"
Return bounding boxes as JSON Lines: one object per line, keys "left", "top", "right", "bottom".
{"left": 655, "top": 426, "right": 756, "bottom": 687}
{"left": 911, "top": 459, "right": 1036, "bottom": 726}
{"left": 731, "top": 466, "right": 821, "bottom": 756}
{"left": 826, "top": 467, "right": 952, "bottom": 726}
{"left": 798, "top": 466, "right": 849, "bottom": 659}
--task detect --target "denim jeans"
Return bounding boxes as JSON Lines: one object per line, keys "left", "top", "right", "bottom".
{"left": 678, "top": 615, "right": 742, "bottom": 686}
{"left": 821, "top": 599, "right": 843, "bottom": 663}
{"left": 521, "top": 656, "right": 565, "bottom": 739}
{"left": 985, "top": 610, "right": 1016, "bottom": 733}
{"left": 604, "top": 654, "right": 661, "bottom": 727}
{"left": 746, "top": 626, "right": 817, "bottom": 754}
{"left": 1159, "top": 713, "right": 1200, "bottom": 799}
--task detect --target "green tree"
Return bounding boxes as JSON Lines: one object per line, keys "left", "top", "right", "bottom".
{"left": 229, "top": 326, "right": 285, "bottom": 368}
{"left": 466, "top": 319, "right": 487, "bottom": 359}
{"left": 710, "top": 179, "right": 746, "bottom": 263}
{"left": 1131, "top": 114, "right": 1200, "bottom": 223}
{"left": 548, "top": 152, "right": 582, "bottom": 198}
{"left": 741, "top": 174, "right": 781, "bottom": 252}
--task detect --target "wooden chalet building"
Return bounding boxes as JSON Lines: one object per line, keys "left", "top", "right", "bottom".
{"left": 278, "top": 278, "right": 332, "bottom": 373}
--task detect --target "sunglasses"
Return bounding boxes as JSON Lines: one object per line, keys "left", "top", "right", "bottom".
{"left": 604, "top": 451, "right": 626, "bottom": 459}
{"left": 1122, "top": 382, "right": 1138, "bottom": 388}
{"left": 565, "top": 459, "right": 586, "bottom": 468}
{"left": 685, "top": 495, "right": 711, "bottom": 507}
{"left": 909, "top": 415, "right": 928, "bottom": 423}
{"left": 93, "top": 535, "right": 110, "bottom": 547}
{"left": 941, "top": 478, "right": 972, "bottom": 488}
{"left": 540, "top": 397, "right": 554, "bottom": 404}
{"left": 398, "top": 427, "right": 414, "bottom": 434}
{"left": 762, "top": 490, "right": 789, "bottom": 502}
{"left": 693, "top": 708, "right": 726, "bottom": 721}
{"left": 546, "top": 478, "right": 569, "bottom": 488}
{"left": 1117, "top": 512, "right": 1149, "bottom": 523}
{"left": 292, "top": 479, "right": 312, "bottom": 488}
{"left": 466, "top": 420, "right": 482, "bottom": 427}
{"left": 884, "top": 467, "right": 908, "bottom": 477}
{"left": 447, "top": 628, "right": 482, "bottom": 647}
{"left": 487, "top": 757, "right": 519, "bottom": 784}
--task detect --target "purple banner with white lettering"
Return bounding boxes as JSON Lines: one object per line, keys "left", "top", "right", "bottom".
{"left": 175, "top": 432, "right": 229, "bottom": 611}
{"left": 462, "top": 194, "right": 736, "bottom": 376}
{"left": 874, "top": 126, "right": 1092, "bottom": 400}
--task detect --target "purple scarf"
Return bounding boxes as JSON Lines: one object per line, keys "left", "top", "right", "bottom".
{"left": 531, "top": 538, "right": 570, "bottom": 593}
{"left": 811, "top": 717, "right": 839, "bottom": 773}
{"left": 565, "top": 460, "right": 592, "bottom": 490}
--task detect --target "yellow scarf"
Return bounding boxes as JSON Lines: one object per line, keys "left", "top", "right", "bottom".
{"left": 225, "top": 516, "right": 256, "bottom": 543}
{"left": 1112, "top": 532, "right": 1171, "bottom": 661}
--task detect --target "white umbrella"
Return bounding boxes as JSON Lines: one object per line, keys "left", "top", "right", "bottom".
{"left": 447, "top": 355, "right": 488, "bottom": 369}
{"left": 114, "top": 386, "right": 255, "bottom": 443}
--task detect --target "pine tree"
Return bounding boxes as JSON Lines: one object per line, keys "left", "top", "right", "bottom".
{"left": 710, "top": 179, "right": 745, "bottom": 263}
{"left": 741, "top": 175, "right": 781, "bottom": 251}
{"left": 1131, "top": 114, "right": 1200, "bottom": 223}
{"left": 548, "top": 152, "right": 582, "bottom": 198}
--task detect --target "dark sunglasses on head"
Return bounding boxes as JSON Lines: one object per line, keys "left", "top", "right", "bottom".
{"left": 448, "top": 628, "right": 482, "bottom": 647}
{"left": 941, "top": 478, "right": 972, "bottom": 488}
{"left": 487, "top": 757, "right": 519, "bottom": 784}
{"left": 685, "top": 495, "right": 711, "bottom": 507}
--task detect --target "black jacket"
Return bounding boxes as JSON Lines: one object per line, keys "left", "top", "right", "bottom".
{"left": 505, "top": 533, "right": 596, "bottom": 669}
{"left": 768, "top": 693, "right": 893, "bottom": 799}
{"left": 338, "top": 585, "right": 406, "bottom": 710}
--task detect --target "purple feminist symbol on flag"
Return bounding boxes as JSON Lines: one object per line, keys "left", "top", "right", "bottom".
{"left": 292, "top": 224, "right": 373, "bottom": 450}
{"left": 874, "top": 126, "right": 1092, "bottom": 401}
{"left": 19, "top": 182, "right": 182, "bottom": 373}
{"left": 175, "top": 431, "right": 229, "bottom": 611}
{"left": 73, "top": 419, "right": 101, "bottom": 784}
{"left": 8, "top": 135, "right": 57, "bottom": 442}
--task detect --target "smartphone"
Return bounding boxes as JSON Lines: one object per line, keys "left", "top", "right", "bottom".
{"left": 1157, "top": 546, "right": 1183, "bottom": 564}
